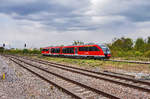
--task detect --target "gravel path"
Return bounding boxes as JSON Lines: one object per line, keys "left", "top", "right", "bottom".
{"left": 0, "top": 56, "right": 74, "bottom": 99}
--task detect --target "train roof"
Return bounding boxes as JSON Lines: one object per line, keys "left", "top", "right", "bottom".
{"left": 42, "top": 44, "right": 107, "bottom": 49}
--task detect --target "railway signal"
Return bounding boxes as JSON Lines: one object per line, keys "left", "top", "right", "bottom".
{"left": 24, "top": 43, "right": 27, "bottom": 48}
{"left": 3, "top": 43, "right": 5, "bottom": 47}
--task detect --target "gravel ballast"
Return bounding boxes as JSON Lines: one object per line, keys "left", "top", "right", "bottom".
{"left": 0, "top": 56, "right": 74, "bottom": 99}
{"left": 20, "top": 57, "right": 150, "bottom": 99}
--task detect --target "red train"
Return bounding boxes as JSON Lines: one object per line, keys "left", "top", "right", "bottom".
{"left": 41, "top": 44, "right": 111, "bottom": 59}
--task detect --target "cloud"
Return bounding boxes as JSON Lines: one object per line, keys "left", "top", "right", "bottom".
{"left": 0, "top": 0, "right": 150, "bottom": 48}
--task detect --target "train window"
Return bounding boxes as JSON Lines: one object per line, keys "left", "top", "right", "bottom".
{"left": 56, "top": 48, "right": 60, "bottom": 53}
{"left": 51, "top": 48, "right": 54, "bottom": 53}
{"left": 89, "top": 47, "right": 93, "bottom": 51}
{"left": 79, "top": 47, "right": 86, "bottom": 51}
{"left": 57, "top": 48, "right": 60, "bottom": 53}
{"left": 51, "top": 48, "right": 60, "bottom": 53}
{"left": 99, "top": 45, "right": 111, "bottom": 54}
{"left": 42, "top": 49, "right": 49, "bottom": 51}
{"left": 89, "top": 46, "right": 99, "bottom": 51}
{"left": 79, "top": 47, "right": 88, "bottom": 51}
{"left": 79, "top": 46, "right": 99, "bottom": 51}
{"left": 62, "top": 48, "right": 65, "bottom": 53}
{"left": 79, "top": 47, "right": 83, "bottom": 51}
{"left": 62, "top": 47, "right": 74, "bottom": 53}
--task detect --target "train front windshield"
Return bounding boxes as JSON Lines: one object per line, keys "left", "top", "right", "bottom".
{"left": 99, "top": 45, "right": 110, "bottom": 54}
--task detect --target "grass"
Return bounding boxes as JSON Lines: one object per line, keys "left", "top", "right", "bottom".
{"left": 33, "top": 55, "right": 150, "bottom": 73}
{"left": 111, "top": 56, "right": 150, "bottom": 61}
{"left": 18, "top": 54, "right": 150, "bottom": 73}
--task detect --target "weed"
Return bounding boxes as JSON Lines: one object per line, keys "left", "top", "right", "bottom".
{"left": 32, "top": 55, "right": 150, "bottom": 73}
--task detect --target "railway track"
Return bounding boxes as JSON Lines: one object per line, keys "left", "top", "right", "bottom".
{"left": 5, "top": 55, "right": 150, "bottom": 98}
{"left": 21, "top": 56, "right": 150, "bottom": 91}
{"left": 7, "top": 56, "right": 119, "bottom": 99}
{"left": 8, "top": 53, "right": 150, "bottom": 64}
{"left": 105, "top": 59, "right": 150, "bottom": 64}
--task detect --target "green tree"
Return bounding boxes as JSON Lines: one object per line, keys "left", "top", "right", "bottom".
{"left": 72, "top": 40, "right": 84, "bottom": 45}
{"left": 134, "top": 38, "right": 145, "bottom": 52}
{"left": 144, "top": 50, "right": 150, "bottom": 58}
{"left": 32, "top": 48, "right": 41, "bottom": 54}
{"left": 0, "top": 47, "right": 4, "bottom": 53}
{"left": 143, "top": 37, "right": 150, "bottom": 52}
{"left": 147, "top": 36, "right": 150, "bottom": 44}
{"left": 111, "top": 37, "right": 133, "bottom": 51}
{"left": 23, "top": 49, "right": 29, "bottom": 54}
{"left": 122, "top": 38, "right": 133, "bottom": 51}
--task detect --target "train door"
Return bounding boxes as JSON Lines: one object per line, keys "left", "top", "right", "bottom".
{"left": 49, "top": 48, "right": 51, "bottom": 55}
{"left": 75, "top": 47, "right": 78, "bottom": 55}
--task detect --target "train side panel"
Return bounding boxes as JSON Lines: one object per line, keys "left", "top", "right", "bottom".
{"left": 42, "top": 44, "right": 111, "bottom": 59}
{"left": 76, "top": 45, "right": 105, "bottom": 58}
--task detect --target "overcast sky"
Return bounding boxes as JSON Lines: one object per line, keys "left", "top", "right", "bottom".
{"left": 0, "top": 0, "right": 150, "bottom": 48}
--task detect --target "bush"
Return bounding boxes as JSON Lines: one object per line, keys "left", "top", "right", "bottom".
{"left": 0, "top": 47, "right": 4, "bottom": 53}
{"left": 23, "top": 49, "right": 29, "bottom": 54}
{"left": 30, "top": 49, "right": 41, "bottom": 54}
{"left": 117, "top": 51, "right": 124, "bottom": 57}
{"left": 126, "top": 51, "right": 134, "bottom": 57}
{"left": 144, "top": 50, "right": 150, "bottom": 57}
{"left": 134, "top": 51, "right": 143, "bottom": 56}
